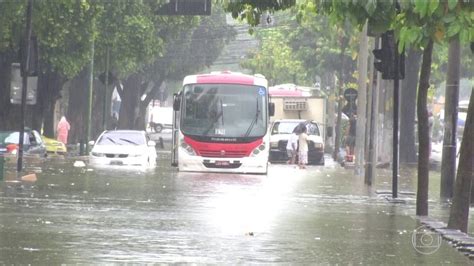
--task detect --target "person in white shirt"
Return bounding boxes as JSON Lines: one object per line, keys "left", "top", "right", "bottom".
{"left": 286, "top": 127, "right": 298, "bottom": 164}
{"left": 298, "top": 125, "right": 309, "bottom": 169}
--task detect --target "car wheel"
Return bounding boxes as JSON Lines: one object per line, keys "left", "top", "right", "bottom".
{"left": 317, "top": 156, "right": 325, "bottom": 166}
{"left": 154, "top": 124, "right": 163, "bottom": 133}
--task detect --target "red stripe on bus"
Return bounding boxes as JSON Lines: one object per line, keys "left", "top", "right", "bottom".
{"left": 196, "top": 75, "right": 255, "bottom": 85}
{"left": 184, "top": 136, "right": 262, "bottom": 158}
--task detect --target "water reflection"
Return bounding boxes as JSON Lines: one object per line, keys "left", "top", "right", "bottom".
{"left": 0, "top": 156, "right": 471, "bottom": 264}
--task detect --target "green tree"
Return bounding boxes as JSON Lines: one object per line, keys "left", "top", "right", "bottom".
{"left": 133, "top": 5, "right": 236, "bottom": 131}
{"left": 224, "top": 0, "right": 474, "bottom": 224}
{"left": 240, "top": 28, "right": 307, "bottom": 85}
{"left": 0, "top": 1, "right": 100, "bottom": 135}
{"left": 115, "top": 2, "right": 235, "bottom": 131}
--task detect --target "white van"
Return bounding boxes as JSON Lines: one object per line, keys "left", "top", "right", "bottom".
{"left": 147, "top": 106, "right": 173, "bottom": 132}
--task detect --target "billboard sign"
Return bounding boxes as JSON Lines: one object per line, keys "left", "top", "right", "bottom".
{"left": 10, "top": 63, "right": 37, "bottom": 105}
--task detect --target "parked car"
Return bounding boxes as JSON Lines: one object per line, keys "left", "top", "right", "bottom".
{"left": 89, "top": 130, "right": 157, "bottom": 167}
{"left": 41, "top": 135, "right": 67, "bottom": 155}
{"left": 269, "top": 119, "right": 325, "bottom": 165}
{"left": 0, "top": 129, "right": 47, "bottom": 157}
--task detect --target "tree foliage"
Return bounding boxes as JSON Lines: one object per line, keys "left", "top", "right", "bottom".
{"left": 240, "top": 28, "right": 307, "bottom": 85}
{"left": 224, "top": 0, "right": 296, "bottom": 27}
{"left": 224, "top": 0, "right": 474, "bottom": 224}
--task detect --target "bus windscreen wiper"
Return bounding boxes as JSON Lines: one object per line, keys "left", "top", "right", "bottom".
{"left": 244, "top": 98, "right": 260, "bottom": 137}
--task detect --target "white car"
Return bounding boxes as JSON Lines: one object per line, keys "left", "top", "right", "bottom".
{"left": 269, "top": 119, "right": 325, "bottom": 165}
{"left": 89, "top": 130, "right": 157, "bottom": 167}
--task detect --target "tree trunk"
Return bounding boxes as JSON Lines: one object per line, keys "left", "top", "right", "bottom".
{"left": 325, "top": 72, "right": 336, "bottom": 154}
{"left": 441, "top": 36, "right": 461, "bottom": 200}
{"left": 33, "top": 69, "right": 65, "bottom": 137}
{"left": 355, "top": 23, "right": 368, "bottom": 176}
{"left": 365, "top": 39, "right": 377, "bottom": 185}
{"left": 333, "top": 36, "right": 347, "bottom": 160}
{"left": 91, "top": 79, "right": 106, "bottom": 140}
{"left": 136, "top": 79, "right": 166, "bottom": 131}
{"left": 416, "top": 40, "right": 433, "bottom": 216}
{"left": 400, "top": 48, "right": 422, "bottom": 164}
{"left": 119, "top": 74, "right": 142, "bottom": 129}
{"left": 67, "top": 69, "right": 89, "bottom": 144}
{"left": 447, "top": 87, "right": 473, "bottom": 233}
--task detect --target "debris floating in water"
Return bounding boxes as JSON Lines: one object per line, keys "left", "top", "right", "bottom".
{"left": 21, "top": 173, "right": 37, "bottom": 182}
{"left": 73, "top": 161, "right": 86, "bottom": 168}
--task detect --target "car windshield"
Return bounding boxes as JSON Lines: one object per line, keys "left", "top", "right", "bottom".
{"left": 181, "top": 84, "right": 268, "bottom": 138}
{"left": 97, "top": 132, "right": 145, "bottom": 146}
{"left": 0, "top": 132, "right": 30, "bottom": 145}
{"left": 271, "top": 122, "right": 320, "bottom": 136}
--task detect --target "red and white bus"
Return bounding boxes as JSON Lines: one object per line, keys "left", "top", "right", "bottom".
{"left": 171, "top": 71, "right": 274, "bottom": 174}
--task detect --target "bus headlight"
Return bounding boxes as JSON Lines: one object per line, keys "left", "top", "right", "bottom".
{"left": 180, "top": 142, "right": 196, "bottom": 156}
{"left": 251, "top": 143, "right": 266, "bottom": 156}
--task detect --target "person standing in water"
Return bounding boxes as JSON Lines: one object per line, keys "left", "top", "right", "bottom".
{"left": 286, "top": 127, "right": 299, "bottom": 164}
{"left": 298, "top": 125, "right": 308, "bottom": 169}
{"left": 56, "top": 116, "right": 71, "bottom": 145}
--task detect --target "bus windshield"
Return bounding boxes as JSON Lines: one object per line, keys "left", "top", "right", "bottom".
{"left": 181, "top": 84, "right": 268, "bottom": 138}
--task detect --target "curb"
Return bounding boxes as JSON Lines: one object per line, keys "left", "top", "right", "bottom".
{"left": 418, "top": 216, "right": 474, "bottom": 260}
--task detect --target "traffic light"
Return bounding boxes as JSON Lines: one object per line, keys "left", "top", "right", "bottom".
{"left": 372, "top": 31, "right": 405, "bottom": 80}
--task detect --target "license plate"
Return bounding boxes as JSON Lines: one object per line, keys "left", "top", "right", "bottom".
{"left": 215, "top": 160, "right": 230, "bottom": 166}
{"left": 110, "top": 160, "right": 123, "bottom": 165}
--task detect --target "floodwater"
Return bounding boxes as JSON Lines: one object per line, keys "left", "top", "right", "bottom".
{"left": 0, "top": 153, "right": 471, "bottom": 264}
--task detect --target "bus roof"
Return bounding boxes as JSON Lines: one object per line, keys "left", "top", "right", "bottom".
{"left": 183, "top": 71, "right": 268, "bottom": 88}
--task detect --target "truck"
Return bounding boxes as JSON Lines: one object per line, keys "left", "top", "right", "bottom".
{"left": 268, "top": 84, "right": 327, "bottom": 138}
{"left": 268, "top": 84, "right": 328, "bottom": 165}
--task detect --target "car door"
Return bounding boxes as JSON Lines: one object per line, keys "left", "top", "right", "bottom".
{"left": 28, "top": 130, "right": 47, "bottom": 156}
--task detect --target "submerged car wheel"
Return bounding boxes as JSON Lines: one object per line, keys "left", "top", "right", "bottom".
{"left": 154, "top": 124, "right": 163, "bottom": 133}
{"left": 317, "top": 156, "right": 325, "bottom": 166}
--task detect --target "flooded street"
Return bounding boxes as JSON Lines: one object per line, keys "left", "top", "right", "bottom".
{"left": 0, "top": 154, "right": 471, "bottom": 264}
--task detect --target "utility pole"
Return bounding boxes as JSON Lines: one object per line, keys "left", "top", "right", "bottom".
{"left": 85, "top": 35, "right": 95, "bottom": 154}
{"left": 102, "top": 47, "right": 110, "bottom": 131}
{"left": 392, "top": 34, "right": 400, "bottom": 199}
{"left": 17, "top": 0, "right": 33, "bottom": 172}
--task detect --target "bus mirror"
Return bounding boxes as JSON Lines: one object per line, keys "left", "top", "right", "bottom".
{"left": 173, "top": 96, "right": 180, "bottom": 111}
{"left": 269, "top": 102, "right": 275, "bottom": 116}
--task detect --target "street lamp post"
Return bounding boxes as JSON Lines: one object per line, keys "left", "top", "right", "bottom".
{"left": 17, "top": 0, "right": 33, "bottom": 172}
